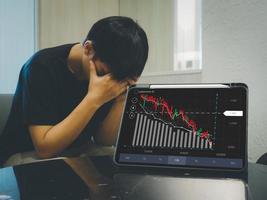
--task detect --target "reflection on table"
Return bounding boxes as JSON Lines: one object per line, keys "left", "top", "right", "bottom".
{"left": 0, "top": 156, "right": 266, "bottom": 200}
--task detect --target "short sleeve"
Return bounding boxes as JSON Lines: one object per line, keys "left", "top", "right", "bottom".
{"left": 21, "top": 61, "right": 59, "bottom": 125}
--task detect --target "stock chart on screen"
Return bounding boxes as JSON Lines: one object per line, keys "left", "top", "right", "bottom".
{"left": 115, "top": 85, "right": 247, "bottom": 169}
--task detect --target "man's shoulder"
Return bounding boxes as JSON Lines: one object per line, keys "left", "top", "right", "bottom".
{"left": 22, "top": 43, "right": 76, "bottom": 77}
{"left": 32, "top": 43, "right": 76, "bottom": 64}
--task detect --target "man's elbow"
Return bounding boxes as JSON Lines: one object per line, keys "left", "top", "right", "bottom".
{"left": 34, "top": 144, "right": 57, "bottom": 159}
{"left": 36, "top": 150, "right": 55, "bottom": 159}
{"left": 93, "top": 135, "right": 116, "bottom": 146}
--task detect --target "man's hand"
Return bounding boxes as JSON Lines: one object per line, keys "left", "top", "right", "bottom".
{"left": 86, "top": 61, "right": 129, "bottom": 106}
{"left": 93, "top": 77, "right": 137, "bottom": 145}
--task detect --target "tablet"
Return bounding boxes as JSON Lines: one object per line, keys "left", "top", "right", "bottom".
{"left": 114, "top": 83, "right": 248, "bottom": 171}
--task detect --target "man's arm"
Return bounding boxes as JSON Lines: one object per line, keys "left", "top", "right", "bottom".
{"left": 94, "top": 77, "right": 137, "bottom": 145}
{"left": 93, "top": 92, "right": 127, "bottom": 145}
{"left": 29, "top": 95, "right": 101, "bottom": 158}
{"left": 29, "top": 61, "right": 128, "bottom": 159}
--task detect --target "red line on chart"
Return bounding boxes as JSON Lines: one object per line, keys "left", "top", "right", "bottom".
{"left": 140, "top": 94, "right": 212, "bottom": 144}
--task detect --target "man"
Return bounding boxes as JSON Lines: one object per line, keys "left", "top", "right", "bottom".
{"left": 0, "top": 16, "right": 149, "bottom": 166}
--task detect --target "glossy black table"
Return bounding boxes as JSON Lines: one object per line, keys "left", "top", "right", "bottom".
{"left": 0, "top": 156, "right": 266, "bottom": 200}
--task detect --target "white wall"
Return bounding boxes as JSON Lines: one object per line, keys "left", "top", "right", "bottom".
{"left": 140, "top": 0, "right": 267, "bottom": 162}
{"left": 38, "top": 0, "right": 119, "bottom": 49}
{"left": 203, "top": 0, "right": 267, "bottom": 163}
{"left": 0, "top": 0, "right": 36, "bottom": 93}
{"left": 120, "top": 0, "right": 174, "bottom": 75}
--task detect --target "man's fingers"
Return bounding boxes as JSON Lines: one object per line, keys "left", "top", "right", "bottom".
{"left": 117, "top": 85, "right": 128, "bottom": 96}
{"left": 120, "top": 80, "right": 130, "bottom": 88}
{"left": 124, "top": 77, "right": 137, "bottom": 86}
{"left": 127, "top": 79, "right": 136, "bottom": 85}
{"left": 103, "top": 73, "right": 113, "bottom": 80}
{"left": 113, "top": 81, "right": 128, "bottom": 96}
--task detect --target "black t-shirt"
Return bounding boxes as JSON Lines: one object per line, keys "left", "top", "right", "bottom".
{"left": 0, "top": 43, "right": 113, "bottom": 165}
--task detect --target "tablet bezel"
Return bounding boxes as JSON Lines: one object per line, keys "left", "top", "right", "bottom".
{"left": 114, "top": 83, "right": 248, "bottom": 172}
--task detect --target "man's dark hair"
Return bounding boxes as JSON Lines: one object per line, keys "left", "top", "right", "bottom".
{"left": 84, "top": 16, "right": 149, "bottom": 80}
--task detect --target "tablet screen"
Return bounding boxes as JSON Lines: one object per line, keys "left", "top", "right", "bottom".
{"left": 114, "top": 84, "right": 247, "bottom": 170}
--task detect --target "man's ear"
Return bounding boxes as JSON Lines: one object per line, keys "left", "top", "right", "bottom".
{"left": 83, "top": 40, "right": 95, "bottom": 59}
